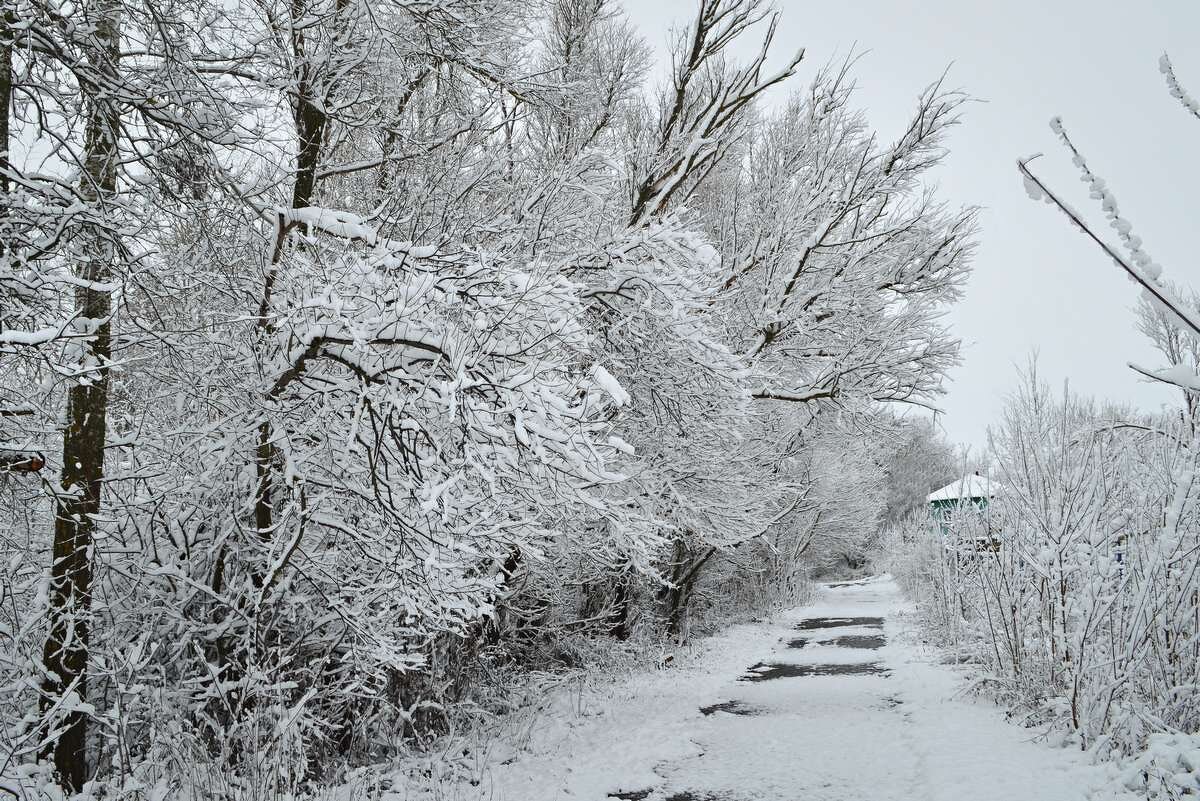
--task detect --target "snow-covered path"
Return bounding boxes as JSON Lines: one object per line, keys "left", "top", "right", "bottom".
{"left": 632, "top": 576, "right": 1134, "bottom": 801}
{"left": 424, "top": 576, "right": 1137, "bottom": 801}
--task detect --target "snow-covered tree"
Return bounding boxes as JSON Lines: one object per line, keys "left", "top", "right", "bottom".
{"left": 0, "top": 0, "right": 979, "bottom": 792}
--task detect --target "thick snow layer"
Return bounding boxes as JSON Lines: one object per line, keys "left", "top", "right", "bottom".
{"left": 926, "top": 473, "right": 999, "bottom": 503}
{"left": 392, "top": 576, "right": 1136, "bottom": 800}
{"left": 591, "top": 364, "right": 631, "bottom": 407}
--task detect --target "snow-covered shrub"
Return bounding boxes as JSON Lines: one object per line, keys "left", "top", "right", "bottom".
{"left": 897, "top": 371, "right": 1200, "bottom": 757}
{"left": 896, "top": 53, "right": 1200, "bottom": 796}
{"left": 1120, "top": 732, "right": 1200, "bottom": 800}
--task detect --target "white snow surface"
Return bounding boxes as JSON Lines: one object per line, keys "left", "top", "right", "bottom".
{"left": 393, "top": 576, "right": 1136, "bottom": 801}
{"left": 591, "top": 364, "right": 631, "bottom": 407}
{"left": 926, "top": 473, "right": 999, "bottom": 503}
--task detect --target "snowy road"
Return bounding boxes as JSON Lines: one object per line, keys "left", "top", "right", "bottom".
{"left": 616, "top": 576, "right": 1136, "bottom": 801}
{"left": 429, "top": 576, "right": 1138, "bottom": 801}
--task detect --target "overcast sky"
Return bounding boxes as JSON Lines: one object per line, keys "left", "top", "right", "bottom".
{"left": 621, "top": 0, "right": 1198, "bottom": 451}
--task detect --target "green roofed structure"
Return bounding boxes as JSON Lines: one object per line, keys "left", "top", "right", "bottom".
{"left": 927, "top": 472, "right": 999, "bottom": 539}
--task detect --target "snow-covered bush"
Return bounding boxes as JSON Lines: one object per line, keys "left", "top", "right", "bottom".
{"left": 895, "top": 366, "right": 1200, "bottom": 769}
{"left": 894, "top": 52, "right": 1200, "bottom": 800}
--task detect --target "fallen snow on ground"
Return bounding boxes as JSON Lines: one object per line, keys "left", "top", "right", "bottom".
{"left": 392, "top": 576, "right": 1139, "bottom": 800}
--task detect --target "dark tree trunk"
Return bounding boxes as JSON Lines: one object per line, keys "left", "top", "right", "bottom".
{"left": 608, "top": 565, "right": 634, "bottom": 640}
{"left": 287, "top": 0, "right": 329, "bottom": 212}
{"left": 0, "top": 1, "right": 13, "bottom": 264}
{"left": 0, "top": 9, "right": 10, "bottom": 200}
{"left": 40, "top": 0, "right": 120, "bottom": 789}
{"left": 251, "top": 0, "right": 330, "bottom": 547}
{"left": 291, "top": 84, "right": 326, "bottom": 210}
{"left": 661, "top": 539, "right": 689, "bottom": 636}
{"left": 663, "top": 539, "right": 717, "bottom": 639}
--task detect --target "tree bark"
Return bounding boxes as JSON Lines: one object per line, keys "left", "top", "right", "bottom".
{"left": 0, "top": 7, "right": 10, "bottom": 199}
{"left": 0, "top": 2, "right": 13, "bottom": 258}
{"left": 608, "top": 563, "right": 634, "bottom": 640}
{"left": 251, "top": 0, "right": 331, "bottom": 548}
{"left": 40, "top": 0, "right": 120, "bottom": 789}
{"left": 664, "top": 540, "right": 717, "bottom": 638}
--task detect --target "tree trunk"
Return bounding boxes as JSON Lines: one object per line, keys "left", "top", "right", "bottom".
{"left": 664, "top": 541, "right": 717, "bottom": 639}
{"left": 40, "top": 0, "right": 120, "bottom": 790}
{"left": 250, "top": 0, "right": 330, "bottom": 547}
{"left": 608, "top": 564, "right": 634, "bottom": 640}
{"left": 0, "top": 8, "right": 10, "bottom": 200}
{"left": 0, "top": 2, "right": 13, "bottom": 261}
{"left": 662, "top": 539, "right": 689, "bottom": 637}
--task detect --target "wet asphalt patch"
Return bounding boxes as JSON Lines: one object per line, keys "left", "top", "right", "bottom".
{"left": 742, "top": 661, "right": 891, "bottom": 681}
{"left": 794, "top": 616, "right": 884, "bottom": 630}
{"left": 608, "top": 791, "right": 745, "bottom": 801}
{"left": 614, "top": 609, "right": 892, "bottom": 801}
{"left": 825, "top": 633, "right": 886, "bottom": 649}
{"left": 699, "top": 699, "right": 762, "bottom": 716}
{"left": 790, "top": 633, "right": 885, "bottom": 649}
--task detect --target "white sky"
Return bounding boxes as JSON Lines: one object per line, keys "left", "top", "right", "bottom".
{"left": 621, "top": 0, "right": 1198, "bottom": 450}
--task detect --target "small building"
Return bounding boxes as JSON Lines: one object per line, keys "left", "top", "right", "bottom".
{"left": 927, "top": 472, "right": 1000, "bottom": 546}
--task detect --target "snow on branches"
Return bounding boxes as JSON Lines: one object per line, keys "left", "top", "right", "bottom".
{"left": 0, "top": 0, "right": 977, "bottom": 792}
{"left": 1018, "top": 55, "right": 1200, "bottom": 393}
